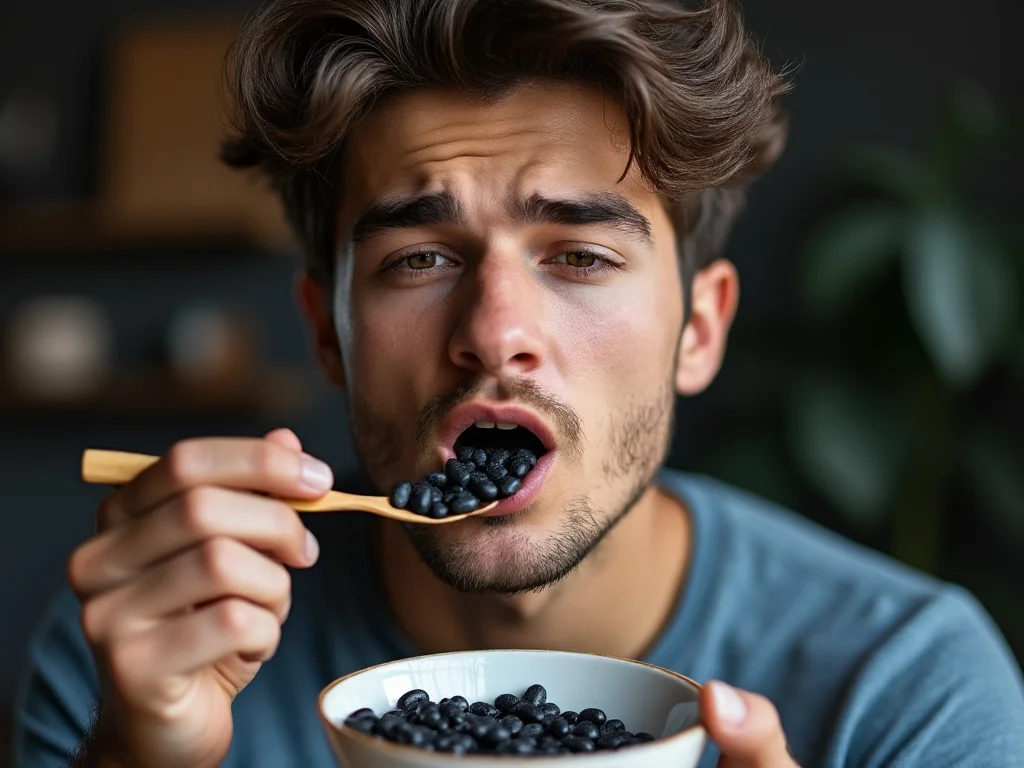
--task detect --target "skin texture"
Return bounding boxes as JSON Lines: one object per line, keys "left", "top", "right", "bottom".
{"left": 67, "top": 80, "right": 797, "bottom": 768}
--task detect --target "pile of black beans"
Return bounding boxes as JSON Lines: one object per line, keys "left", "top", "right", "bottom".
{"left": 389, "top": 445, "right": 539, "bottom": 519}
{"left": 343, "top": 684, "right": 656, "bottom": 756}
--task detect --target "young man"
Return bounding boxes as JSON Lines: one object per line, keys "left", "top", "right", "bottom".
{"left": 15, "top": 0, "right": 1024, "bottom": 766}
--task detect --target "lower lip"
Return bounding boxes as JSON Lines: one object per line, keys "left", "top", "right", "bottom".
{"left": 477, "top": 451, "right": 556, "bottom": 517}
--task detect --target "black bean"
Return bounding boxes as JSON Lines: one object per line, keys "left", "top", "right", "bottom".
{"left": 601, "top": 718, "right": 625, "bottom": 734}
{"left": 560, "top": 710, "right": 578, "bottom": 725}
{"left": 541, "top": 701, "right": 560, "bottom": 718}
{"left": 597, "top": 731, "right": 631, "bottom": 749}
{"left": 407, "top": 483, "right": 433, "bottom": 515}
{"left": 468, "top": 476, "right": 499, "bottom": 501}
{"left": 456, "top": 445, "right": 475, "bottom": 461}
{"left": 497, "top": 476, "right": 522, "bottom": 497}
{"left": 546, "top": 717, "right": 571, "bottom": 738}
{"left": 499, "top": 714, "right": 524, "bottom": 735}
{"left": 494, "top": 693, "right": 520, "bottom": 713}
{"left": 404, "top": 726, "right": 433, "bottom": 746}
{"left": 486, "top": 462, "right": 509, "bottom": 481}
{"left": 397, "top": 689, "right": 429, "bottom": 712}
{"left": 344, "top": 716, "right": 376, "bottom": 733}
{"left": 521, "top": 722, "right": 545, "bottom": 738}
{"left": 490, "top": 448, "right": 511, "bottom": 465}
{"left": 427, "top": 502, "right": 448, "bottom": 519}
{"left": 469, "top": 701, "right": 497, "bottom": 717}
{"left": 575, "top": 721, "right": 600, "bottom": 740}
{"left": 634, "top": 732, "right": 655, "bottom": 742}
{"left": 382, "top": 709, "right": 406, "bottom": 720}
{"left": 578, "top": 707, "right": 607, "bottom": 726}
{"left": 504, "top": 738, "right": 536, "bottom": 754}
{"left": 509, "top": 458, "right": 530, "bottom": 478}
{"left": 442, "top": 485, "right": 464, "bottom": 503}
{"left": 347, "top": 707, "right": 376, "bottom": 721}
{"left": 463, "top": 461, "right": 476, "bottom": 472}
{"left": 537, "top": 735, "right": 561, "bottom": 752}
{"left": 448, "top": 493, "right": 480, "bottom": 515}
{"left": 562, "top": 735, "right": 595, "bottom": 752}
{"left": 481, "top": 725, "right": 512, "bottom": 747}
{"left": 522, "top": 683, "right": 547, "bottom": 706}
{"left": 425, "top": 472, "right": 448, "bottom": 488}
{"left": 514, "top": 701, "right": 545, "bottom": 723}
{"left": 471, "top": 448, "right": 488, "bottom": 466}
{"left": 513, "top": 448, "right": 538, "bottom": 467}
{"left": 389, "top": 481, "right": 412, "bottom": 509}
{"left": 448, "top": 695, "right": 469, "bottom": 711}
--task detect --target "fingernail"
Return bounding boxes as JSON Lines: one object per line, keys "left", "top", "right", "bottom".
{"left": 710, "top": 682, "right": 747, "bottom": 725}
{"left": 300, "top": 455, "right": 333, "bottom": 492}
{"left": 304, "top": 529, "right": 320, "bottom": 565}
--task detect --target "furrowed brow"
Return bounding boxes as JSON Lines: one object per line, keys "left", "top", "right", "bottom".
{"left": 508, "top": 191, "right": 653, "bottom": 246}
{"left": 349, "top": 191, "right": 463, "bottom": 243}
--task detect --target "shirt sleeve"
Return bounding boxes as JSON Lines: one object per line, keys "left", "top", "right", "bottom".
{"left": 832, "top": 585, "right": 1024, "bottom": 768}
{"left": 13, "top": 588, "right": 100, "bottom": 768}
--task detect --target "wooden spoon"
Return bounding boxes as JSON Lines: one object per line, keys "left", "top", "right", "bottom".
{"left": 80, "top": 449, "right": 496, "bottom": 524}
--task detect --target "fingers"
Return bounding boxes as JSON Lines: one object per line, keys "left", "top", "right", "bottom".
{"left": 107, "top": 598, "right": 282, "bottom": 693}
{"left": 701, "top": 681, "right": 797, "bottom": 768}
{"left": 81, "top": 537, "right": 293, "bottom": 645}
{"left": 264, "top": 428, "right": 303, "bottom": 452}
{"left": 70, "top": 487, "right": 318, "bottom": 598}
{"left": 98, "top": 436, "right": 334, "bottom": 529}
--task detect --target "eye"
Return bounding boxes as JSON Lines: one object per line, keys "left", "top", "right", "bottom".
{"left": 380, "top": 250, "right": 454, "bottom": 276}
{"left": 563, "top": 252, "right": 598, "bottom": 269}
{"left": 406, "top": 252, "right": 446, "bottom": 270}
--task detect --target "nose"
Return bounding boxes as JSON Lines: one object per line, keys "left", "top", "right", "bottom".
{"left": 448, "top": 257, "right": 547, "bottom": 378}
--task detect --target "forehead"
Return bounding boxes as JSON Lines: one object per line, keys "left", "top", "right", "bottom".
{"left": 339, "top": 81, "right": 661, "bottom": 222}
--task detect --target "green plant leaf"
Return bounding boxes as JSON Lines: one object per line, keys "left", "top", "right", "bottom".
{"left": 902, "top": 208, "right": 1019, "bottom": 388}
{"left": 929, "top": 81, "right": 1001, "bottom": 174}
{"left": 787, "top": 373, "right": 908, "bottom": 529}
{"left": 962, "top": 430, "right": 1024, "bottom": 548}
{"left": 838, "top": 145, "right": 945, "bottom": 203}
{"left": 800, "top": 202, "right": 906, "bottom": 318}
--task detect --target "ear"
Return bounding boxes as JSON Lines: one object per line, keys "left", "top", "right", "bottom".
{"left": 675, "top": 259, "right": 739, "bottom": 396}
{"left": 296, "top": 272, "right": 346, "bottom": 390}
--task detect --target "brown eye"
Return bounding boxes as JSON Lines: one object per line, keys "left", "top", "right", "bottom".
{"left": 407, "top": 252, "right": 439, "bottom": 269}
{"left": 564, "top": 252, "right": 598, "bottom": 268}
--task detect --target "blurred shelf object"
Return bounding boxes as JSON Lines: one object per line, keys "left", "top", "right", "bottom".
{"left": 0, "top": 17, "right": 295, "bottom": 255}
{"left": 0, "top": 366, "right": 314, "bottom": 422}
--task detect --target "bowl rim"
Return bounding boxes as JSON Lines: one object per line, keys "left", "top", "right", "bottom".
{"left": 317, "top": 648, "right": 705, "bottom": 762}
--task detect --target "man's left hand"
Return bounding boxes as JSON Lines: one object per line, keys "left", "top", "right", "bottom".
{"left": 700, "top": 681, "right": 800, "bottom": 768}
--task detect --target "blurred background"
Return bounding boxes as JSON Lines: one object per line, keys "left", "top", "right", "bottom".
{"left": 1, "top": 0, "right": 1021, "bottom": 763}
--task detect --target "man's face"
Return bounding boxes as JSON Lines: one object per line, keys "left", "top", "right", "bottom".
{"left": 328, "top": 81, "right": 688, "bottom": 594}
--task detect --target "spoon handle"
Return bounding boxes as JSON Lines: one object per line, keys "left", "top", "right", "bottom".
{"left": 81, "top": 449, "right": 159, "bottom": 485}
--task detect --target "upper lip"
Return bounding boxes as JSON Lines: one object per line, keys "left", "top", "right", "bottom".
{"left": 437, "top": 402, "right": 557, "bottom": 460}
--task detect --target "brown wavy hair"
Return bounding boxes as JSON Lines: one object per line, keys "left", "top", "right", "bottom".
{"left": 221, "top": 0, "right": 790, "bottom": 296}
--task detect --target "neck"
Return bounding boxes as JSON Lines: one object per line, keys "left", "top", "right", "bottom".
{"left": 376, "top": 482, "right": 691, "bottom": 659}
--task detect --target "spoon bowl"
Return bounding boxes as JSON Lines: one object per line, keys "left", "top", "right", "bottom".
{"left": 80, "top": 449, "right": 496, "bottom": 524}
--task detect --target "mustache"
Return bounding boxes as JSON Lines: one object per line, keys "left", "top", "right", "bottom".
{"left": 414, "top": 377, "right": 584, "bottom": 462}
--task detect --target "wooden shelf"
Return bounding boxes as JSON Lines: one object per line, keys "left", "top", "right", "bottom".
{"left": 0, "top": 366, "right": 314, "bottom": 422}
{"left": 0, "top": 202, "right": 296, "bottom": 256}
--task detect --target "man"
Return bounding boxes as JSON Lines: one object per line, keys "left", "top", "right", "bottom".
{"left": 15, "top": 0, "right": 1024, "bottom": 766}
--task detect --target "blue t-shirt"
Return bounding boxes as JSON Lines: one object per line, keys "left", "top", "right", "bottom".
{"left": 14, "top": 471, "right": 1024, "bottom": 767}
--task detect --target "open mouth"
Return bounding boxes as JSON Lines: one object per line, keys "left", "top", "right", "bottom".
{"left": 453, "top": 421, "right": 548, "bottom": 463}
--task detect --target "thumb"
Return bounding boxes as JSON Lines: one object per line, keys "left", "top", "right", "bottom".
{"left": 700, "top": 681, "right": 797, "bottom": 768}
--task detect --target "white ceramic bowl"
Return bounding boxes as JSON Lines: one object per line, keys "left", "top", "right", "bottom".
{"left": 318, "top": 649, "right": 707, "bottom": 767}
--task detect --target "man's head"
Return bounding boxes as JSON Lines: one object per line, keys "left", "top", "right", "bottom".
{"left": 223, "top": 0, "right": 788, "bottom": 595}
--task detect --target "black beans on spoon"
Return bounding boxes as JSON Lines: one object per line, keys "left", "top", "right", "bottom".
{"left": 389, "top": 442, "right": 539, "bottom": 520}
{"left": 343, "top": 682, "right": 659, "bottom": 755}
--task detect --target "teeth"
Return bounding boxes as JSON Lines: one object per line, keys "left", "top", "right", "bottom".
{"left": 474, "top": 421, "right": 496, "bottom": 429}
{"left": 496, "top": 422, "right": 518, "bottom": 430}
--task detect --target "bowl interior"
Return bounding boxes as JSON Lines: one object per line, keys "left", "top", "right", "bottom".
{"left": 320, "top": 650, "right": 701, "bottom": 739}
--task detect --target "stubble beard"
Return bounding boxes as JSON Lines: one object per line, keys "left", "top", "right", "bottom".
{"left": 349, "top": 374, "right": 678, "bottom": 597}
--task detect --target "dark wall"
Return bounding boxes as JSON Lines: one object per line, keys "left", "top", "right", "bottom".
{"left": 2, "top": 1, "right": 1021, "bottom": 765}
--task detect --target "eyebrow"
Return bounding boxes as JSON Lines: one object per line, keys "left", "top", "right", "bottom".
{"left": 348, "top": 189, "right": 653, "bottom": 246}
{"left": 509, "top": 191, "right": 653, "bottom": 246}
{"left": 349, "top": 192, "right": 463, "bottom": 244}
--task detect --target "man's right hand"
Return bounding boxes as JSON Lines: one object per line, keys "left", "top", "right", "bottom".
{"left": 67, "top": 429, "right": 332, "bottom": 768}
